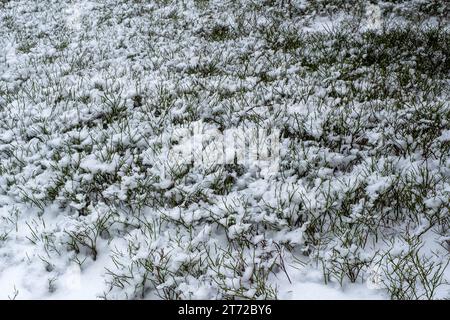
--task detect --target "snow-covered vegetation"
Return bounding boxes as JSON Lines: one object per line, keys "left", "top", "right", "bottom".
{"left": 0, "top": 0, "right": 449, "bottom": 299}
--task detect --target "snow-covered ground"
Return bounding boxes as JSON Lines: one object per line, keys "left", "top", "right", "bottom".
{"left": 0, "top": 0, "right": 449, "bottom": 299}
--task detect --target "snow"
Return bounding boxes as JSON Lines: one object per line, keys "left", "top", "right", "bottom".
{"left": 273, "top": 263, "right": 387, "bottom": 300}
{"left": 0, "top": 0, "right": 449, "bottom": 300}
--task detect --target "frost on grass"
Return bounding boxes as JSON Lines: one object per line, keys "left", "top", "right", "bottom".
{"left": 0, "top": 0, "right": 449, "bottom": 299}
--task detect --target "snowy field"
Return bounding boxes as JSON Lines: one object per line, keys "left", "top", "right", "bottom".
{"left": 0, "top": 0, "right": 449, "bottom": 300}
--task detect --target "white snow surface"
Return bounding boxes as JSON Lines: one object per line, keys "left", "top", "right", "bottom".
{"left": 0, "top": 0, "right": 449, "bottom": 300}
